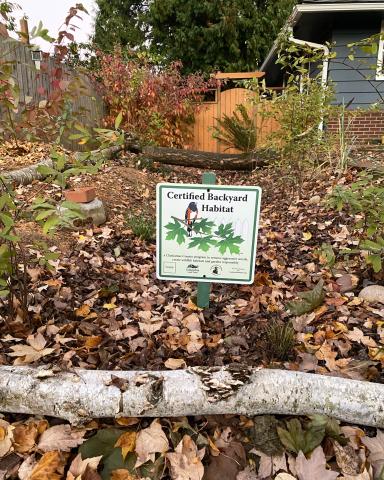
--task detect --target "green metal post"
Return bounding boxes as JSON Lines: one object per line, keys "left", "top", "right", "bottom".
{"left": 196, "top": 172, "right": 216, "bottom": 308}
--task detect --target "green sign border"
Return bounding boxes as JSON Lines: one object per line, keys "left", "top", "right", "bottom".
{"left": 157, "top": 184, "right": 261, "bottom": 284}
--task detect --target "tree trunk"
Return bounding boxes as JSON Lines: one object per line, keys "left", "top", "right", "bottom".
{"left": 0, "top": 366, "right": 383, "bottom": 426}
{"left": 2, "top": 144, "right": 125, "bottom": 186}
{"left": 140, "top": 146, "right": 271, "bottom": 171}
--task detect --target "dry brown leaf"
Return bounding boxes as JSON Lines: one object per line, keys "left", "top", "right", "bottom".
{"left": 333, "top": 440, "right": 360, "bottom": 475}
{"left": 164, "top": 358, "right": 186, "bottom": 370}
{"left": 295, "top": 447, "right": 339, "bottom": 480}
{"left": 37, "top": 425, "right": 85, "bottom": 452}
{"left": 111, "top": 470, "right": 138, "bottom": 480}
{"left": 18, "top": 454, "right": 37, "bottom": 480}
{"left": 339, "top": 467, "right": 373, "bottom": 480}
{"left": 182, "top": 313, "right": 201, "bottom": 332}
{"left": 30, "top": 451, "right": 66, "bottom": 480}
{"left": 166, "top": 435, "right": 205, "bottom": 480}
{"left": 362, "top": 430, "right": 384, "bottom": 478}
{"left": 0, "top": 420, "right": 13, "bottom": 458}
{"left": 236, "top": 467, "right": 259, "bottom": 479}
{"left": 274, "top": 474, "right": 297, "bottom": 480}
{"left": 205, "top": 442, "right": 246, "bottom": 480}
{"left": 251, "top": 449, "right": 287, "bottom": 479}
{"left": 115, "top": 432, "right": 136, "bottom": 460}
{"left": 67, "top": 453, "right": 102, "bottom": 479}
{"left": 75, "top": 304, "right": 91, "bottom": 318}
{"left": 13, "top": 422, "right": 39, "bottom": 453}
{"left": 135, "top": 419, "right": 169, "bottom": 467}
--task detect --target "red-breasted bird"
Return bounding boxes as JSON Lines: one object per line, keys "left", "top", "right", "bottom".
{"left": 185, "top": 202, "right": 198, "bottom": 237}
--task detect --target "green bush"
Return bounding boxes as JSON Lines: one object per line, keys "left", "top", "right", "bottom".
{"left": 126, "top": 214, "right": 155, "bottom": 241}
{"left": 329, "top": 171, "right": 384, "bottom": 272}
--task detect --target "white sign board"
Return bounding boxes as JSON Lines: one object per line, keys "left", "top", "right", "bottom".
{"left": 156, "top": 183, "right": 262, "bottom": 284}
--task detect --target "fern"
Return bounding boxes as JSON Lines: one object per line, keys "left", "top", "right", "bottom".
{"left": 213, "top": 104, "right": 257, "bottom": 153}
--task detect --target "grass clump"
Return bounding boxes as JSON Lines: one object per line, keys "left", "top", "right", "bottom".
{"left": 126, "top": 214, "right": 155, "bottom": 241}
{"left": 266, "top": 320, "right": 295, "bottom": 361}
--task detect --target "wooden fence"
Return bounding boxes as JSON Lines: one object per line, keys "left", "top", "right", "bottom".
{"left": 0, "top": 38, "right": 104, "bottom": 151}
{"left": 186, "top": 87, "right": 279, "bottom": 153}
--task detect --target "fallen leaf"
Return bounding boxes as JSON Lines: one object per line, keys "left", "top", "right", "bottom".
{"left": 75, "top": 304, "right": 91, "bottom": 318}
{"left": 135, "top": 420, "right": 169, "bottom": 467}
{"left": 166, "top": 435, "right": 205, "bottom": 480}
{"left": 67, "top": 453, "right": 102, "bottom": 479}
{"left": 164, "top": 358, "right": 186, "bottom": 370}
{"left": 115, "top": 432, "right": 136, "bottom": 460}
{"left": 295, "top": 446, "right": 339, "bottom": 480}
{"left": 13, "top": 422, "right": 39, "bottom": 453}
{"left": 37, "top": 425, "right": 85, "bottom": 452}
{"left": 110, "top": 470, "right": 137, "bottom": 480}
{"left": 0, "top": 420, "right": 13, "bottom": 457}
{"left": 362, "top": 430, "right": 384, "bottom": 477}
{"left": 30, "top": 451, "right": 66, "bottom": 480}
{"left": 333, "top": 440, "right": 360, "bottom": 475}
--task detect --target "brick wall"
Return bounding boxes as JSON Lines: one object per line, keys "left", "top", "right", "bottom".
{"left": 326, "top": 111, "right": 384, "bottom": 144}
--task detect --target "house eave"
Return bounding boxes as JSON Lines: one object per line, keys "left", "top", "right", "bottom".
{"left": 260, "top": 2, "right": 384, "bottom": 72}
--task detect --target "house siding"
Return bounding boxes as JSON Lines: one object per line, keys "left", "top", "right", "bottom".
{"left": 328, "top": 29, "right": 384, "bottom": 108}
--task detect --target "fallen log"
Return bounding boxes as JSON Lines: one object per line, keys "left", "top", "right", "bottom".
{"left": 0, "top": 366, "right": 383, "bottom": 427}
{"left": 140, "top": 146, "right": 272, "bottom": 171}
{"left": 2, "top": 144, "right": 124, "bottom": 186}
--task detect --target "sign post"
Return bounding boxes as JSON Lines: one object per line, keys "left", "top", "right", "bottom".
{"left": 156, "top": 179, "right": 262, "bottom": 306}
{"left": 196, "top": 172, "right": 216, "bottom": 308}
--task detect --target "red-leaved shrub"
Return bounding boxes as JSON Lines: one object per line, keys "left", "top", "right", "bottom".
{"left": 94, "top": 49, "right": 215, "bottom": 147}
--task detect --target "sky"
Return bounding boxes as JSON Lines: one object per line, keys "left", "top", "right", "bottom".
{"left": 11, "top": 0, "right": 97, "bottom": 50}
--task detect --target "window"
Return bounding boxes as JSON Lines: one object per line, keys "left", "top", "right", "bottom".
{"left": 377, "top": 20, "right": 384, "bottom": 81}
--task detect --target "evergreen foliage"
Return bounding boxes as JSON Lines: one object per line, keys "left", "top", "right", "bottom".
{"left": 94, "top": 0, "right": 297, "bottom": 74}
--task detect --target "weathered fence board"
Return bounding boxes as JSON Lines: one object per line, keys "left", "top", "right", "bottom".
{"left": 187, "top": 87, "right": 279, "bottom": 153}
{"left": 0, "top": 38, "right": 105, "bottom": 151}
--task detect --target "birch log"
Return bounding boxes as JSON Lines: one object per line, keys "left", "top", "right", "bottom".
{"left": 0, "top": 366, "right": 383, "bottom": 427}
{"left": 2, "top": 144, "right": 124, "bottom": 186}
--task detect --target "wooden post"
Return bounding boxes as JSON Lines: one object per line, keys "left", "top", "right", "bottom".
{"left": 196, "top": 172, "right": 216, "bottom": 308}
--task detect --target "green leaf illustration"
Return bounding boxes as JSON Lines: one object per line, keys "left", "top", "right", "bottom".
{"left": 216, "top": 234, "right": 244, "bottom": 255}
{"left": 188, "top": 236, "right": 217, "bottom": 252}
{"left": 193, "top": 218, "right": 215, "bottom": 235}
{"left": 215, "top": 223, "right": 235, "bottom": 238}
{"left": 165, "top": 219, "right": 188, "bottom": 245}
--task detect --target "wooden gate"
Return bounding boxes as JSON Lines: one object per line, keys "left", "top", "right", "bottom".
{"left": 186, "top": 87, "right": 279, "bottom": 153}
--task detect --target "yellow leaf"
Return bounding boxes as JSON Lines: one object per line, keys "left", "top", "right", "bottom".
{"left": 302, "top": 231, "right": 312, "bottom": 241}
{"left": 116, "top": 418, "right": 140, "bottom": 427}
{"left": 30, "top": 451, "right": 66, "bottom": 480}
{"left": 84, "top": 336, "right": 103, "bottom": 349}
{"left": 207, "top": 436, "right": 220, "bottom": 456}
{"left": 103, "top": 303, "right": 117, "bottom": 310}
{"left": 115, "top": 431, "right": 136, "bottom": 460}
{"left": 187, "top": 297, "right": 200, "bottom": 311}
{"left": 75, "top": 304, "right": 91, "bottom": 317}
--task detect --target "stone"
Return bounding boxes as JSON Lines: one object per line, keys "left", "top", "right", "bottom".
{"left": 358, "top": 285, "right": 384, "bottom": 303}
{"left": 58, "top": 198, "right": 106, "bottom": 226}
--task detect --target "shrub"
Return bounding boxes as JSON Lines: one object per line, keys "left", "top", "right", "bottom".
{"left": 126, "top": 214, "right": 155, "bottom": 241}
{"left": 94, "top": 48, "right": 215, "bottom": 147}
{"left": 212, "top": 104, "right": 257, "bottom": 153}
{"left": 329, "top": 171, "right": 384, "bottom": 273}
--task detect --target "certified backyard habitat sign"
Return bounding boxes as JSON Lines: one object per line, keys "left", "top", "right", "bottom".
{"left": 156, "top": 183, "right": 262, "bottom": 284}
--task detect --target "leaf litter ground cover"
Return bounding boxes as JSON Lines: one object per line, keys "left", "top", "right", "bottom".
{"left": 1, "top": 154, "right": 384, "bottom": 478}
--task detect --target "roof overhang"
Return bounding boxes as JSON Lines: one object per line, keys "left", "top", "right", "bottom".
{"left": 261, "top": 2, "right": 384, "bottom": 72}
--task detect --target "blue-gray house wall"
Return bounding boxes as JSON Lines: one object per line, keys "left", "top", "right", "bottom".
{"left": 329, "top": 29, "right": 384, "bottom": 108}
